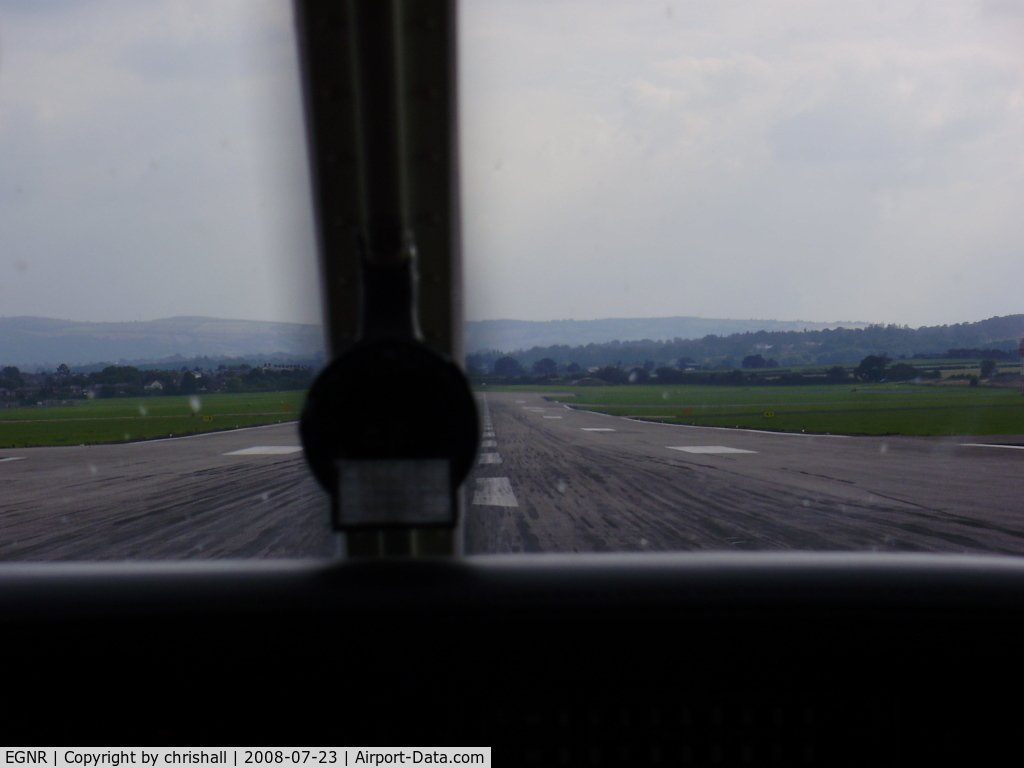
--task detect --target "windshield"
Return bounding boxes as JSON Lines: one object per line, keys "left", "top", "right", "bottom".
{"left": 2, "top": 0, "right": 1022, "bottom": 559}
{"left": 0, "top": 0, "right": 331, "bottom": 559}
{"left": 459, "top": 0, "right": 1024, "bottom": 555}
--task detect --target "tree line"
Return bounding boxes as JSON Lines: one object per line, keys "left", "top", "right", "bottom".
{"left": 467, "top": 314, "right": 1024, "bottom": 373}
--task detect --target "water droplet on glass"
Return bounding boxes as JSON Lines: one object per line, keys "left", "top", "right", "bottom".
{"left": 138, "top": 406, "right": 148, "bottom": 416}
{"left": 88, "top": 464, "right": 98, "bottom": 475}
{"left": 189, "top": 396, "right": 201, "bottom": 412}
{"left": 556, "top": 480, "right": 567, "bottom": 493}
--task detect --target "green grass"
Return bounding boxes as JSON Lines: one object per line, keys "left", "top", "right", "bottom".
{"left": 0, "top": 391, "right": 305, "bottom": 448}
{"left": 484, "top": 383, "right": 1024, "bottom": 437}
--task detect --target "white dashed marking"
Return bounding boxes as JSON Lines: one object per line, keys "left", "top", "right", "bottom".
{"left": 224, "top": 446, "right": 303, "bottom": 455}
{"left": 478, "top": 452, "right": 503, "bottom": 465}
{"left": 472, "top": 477, "right": 518, "bottom": 506}
{"left": 581, "top": 428, "right": 616, "bottom": 432}
{"left": 668, "top": 446, "right": 757, "bottom": 454}
{"left": 543, "top": 416, "right": 563, "bottom": 419}
{"left": 483, "top": 431, "right": 495, "bottom": 439}
{"left": 482, "top": 439, "right": 497, "bottom": 448}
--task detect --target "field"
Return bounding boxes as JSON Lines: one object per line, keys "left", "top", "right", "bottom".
{"left": 480, "top": 383, "right": 1024, "bottom": 437}
{"left": 0, "top": 391, "right": 305, "bottom": 448}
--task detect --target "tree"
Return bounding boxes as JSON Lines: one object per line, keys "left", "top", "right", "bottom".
{"left": 180, "top": 371, "right": 198, "bottom": 394}
{"left": 854, "top": 355, "right": 891, "bottom": 382}
{"left": 628, "top": 367, "right": 650, "bottom": 384}
{"left": 531, "top": 358, "right": 558, "bottom": 377}
{"left": 567, "top": 362, "right": 582, "bottom": 374}
{"left": 887, "top": 363, "right": 918, "bottom": 382}
{"left": 493, "top": 356, "right": 523, "bottom": 377}
{"left": 594, "top": 365, "right": 627, "bottom": 385}
{"left": 980, "top": 359, "right": 997, "bottom": 379}
{"left": 825, "top": 365, "right": 848, "bottom": 383}
{"left": 742, "top": 354, "right": 766, "bottom": 369}
{"left": 0, "top": 366, "right": 23, "bottom": 390}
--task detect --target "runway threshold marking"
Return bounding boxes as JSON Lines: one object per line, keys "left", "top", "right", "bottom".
{"left": 478, "top": 452, "right": 502, "bottom": 465}
{"left": 581, "top": 428, "right": 616, "bottom": 432}
{"left": 224, "top": 446, "right": 303, "bottom": 455}
{"left": 668, "top": 446, "right": 757, "bottom": 455}
{"left": 472, "top": 477, "right": 518, "bottom": 507}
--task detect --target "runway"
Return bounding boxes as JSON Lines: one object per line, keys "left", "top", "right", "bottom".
{"left": 4, "top": 393, "right": 1024, "bottom": 559}
{"left": 463, "top": 391, "right": 1024, "bottom": 554}
{"left": 0, "top": 423, "right": 332, "bottom": 560}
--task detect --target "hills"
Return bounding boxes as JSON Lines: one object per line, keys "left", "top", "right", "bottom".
{"left": 464, "top": 317, "right": 871, "bottom": 353}
{"left": 0, "top": 316, "right": 325, "bottom": 369}
{"left": 466, "top": 315, "right": 1024, "bottom": 371}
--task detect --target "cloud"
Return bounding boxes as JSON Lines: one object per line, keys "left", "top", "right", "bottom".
{"left": 0, "top": 0, "right": 318, "bottom": 324}
{"left": 460, "top": 0, "right": 1024, "bottom": 326}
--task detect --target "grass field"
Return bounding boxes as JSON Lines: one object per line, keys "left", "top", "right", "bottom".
{"left": 0, "top": 391, "right": 305, "bottom": 448}
{"left": 479, "top": 383, "right": 1024, "bottom": 436}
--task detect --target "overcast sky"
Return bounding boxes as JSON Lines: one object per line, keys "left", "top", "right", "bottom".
{"left": 1, "top": 1, "right": 1022, "bottom": 328}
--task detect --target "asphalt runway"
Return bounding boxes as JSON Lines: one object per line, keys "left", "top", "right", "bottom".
{"left": 4, "top": 393, "right": 1024, "bottom": 559}
{"left": 463, "top": 391, "right": 1024, "bottom": 555}
{"left": 0, "top": 423, "right": 333, "bottom": 560}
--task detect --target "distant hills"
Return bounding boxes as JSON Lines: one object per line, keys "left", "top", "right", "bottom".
{"left": 5, "top": 314, "right": 1021, "bottom": 372}
{"left": 0, "top": 316, "right": 325, "bottom": 369}
{"left": 465, "top": 317, "right": 872, "bottom": 353}
{"left": 466, "top": 315, "right": 1024, "bottom": 371}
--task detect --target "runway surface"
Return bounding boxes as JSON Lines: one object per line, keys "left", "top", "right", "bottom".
{"left": 463, "top": 392, "right": 1024, "bottom": 555}
{"left": 0, "top": 423, "right": 332, "bottom": 560}
{"left": 3, "top": 393, "right": 1024, "bottom": 559}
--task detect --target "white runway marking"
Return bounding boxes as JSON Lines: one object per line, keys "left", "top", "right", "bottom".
{"left": 515, "top": 400, "right": 526, "bottom": 403}
{"left": 224, "top": 446, "right": 303, "bottom": 455}
{"left": 668, "top": 445, "right": 757, "bottom": 454}
{"left": 960, "top": 443, "right": 1024, "bottom": 450}
{"left": 523, "top": 407, "right": 546, "bottom": 412}
{"left": 482, "top": 439, "right": 497, "bottom": 448}
{"left": 0, "top": 457, "right": 26, "bottom": 463}
{"left": 581, "top": 428, "right": 616, "bottom": 432}
{"left": 543, "top": 416, "right": 563, "bottom": 419}
{"left": 472, "top": 477, "right": 518, "bottom": 507}
{"left": 653, "top": 420, "right": 848, "bottom": 437}
{"left": 483, "top": 431, "right": 495, "bottom": 439}
{"left": 478, "top": 452, "right": 503, "bottom": 464}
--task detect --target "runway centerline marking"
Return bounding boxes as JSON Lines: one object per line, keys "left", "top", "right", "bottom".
{"left": 0, "top": 457, "right": 26, "bottom": 463}
{"left": 473, "top": 477, "right": 518, "bottom": 507}
{"left": 478, "top": 452, "right": 502, "bottom": 465}
{"left": 482, "top": 440, "right": 497, "bottom": 448}
{"left": 581, "top": 428, "right": 616, "bottom": 432}
{"left": 668, "top": 445, "right": 757, "bottom": 455}
{"left": 543, "top": 416, "right": 563, "bottom": 419}
{"left": 224, "top": 446, "right": 303, "bottom": 455}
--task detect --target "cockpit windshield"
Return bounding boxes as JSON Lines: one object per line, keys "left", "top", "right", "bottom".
{"left": 1, "top": 0, "right": 1023, "bottom": 559}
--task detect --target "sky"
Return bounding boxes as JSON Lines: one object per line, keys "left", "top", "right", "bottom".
{"left": 460, "top": 0, "right": 1024, "bottom": 327}
{"left": 1, "top": 1, "right": 1022, "bottom": 329}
